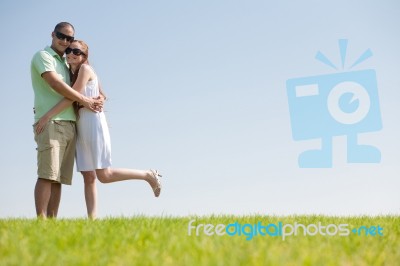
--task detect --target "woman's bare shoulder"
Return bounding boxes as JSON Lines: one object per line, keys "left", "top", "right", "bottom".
{"left": 80, "top": 64, "right": 96, "bottom": 79}
{"left": 80, "top": 64, "right": 94, "bottom": 73}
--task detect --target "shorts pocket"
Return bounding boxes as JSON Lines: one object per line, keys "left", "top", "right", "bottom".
{"left": 34, "top": 121, "right": 53, "bottom": 150}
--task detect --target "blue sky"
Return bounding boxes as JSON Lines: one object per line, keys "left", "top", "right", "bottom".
{"left": 0, "top": 0, "right": 399, "bottom": 218}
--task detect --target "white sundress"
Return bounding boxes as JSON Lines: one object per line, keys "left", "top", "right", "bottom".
{"left": 76, "top": 73, "right": 112, "bottom": 171}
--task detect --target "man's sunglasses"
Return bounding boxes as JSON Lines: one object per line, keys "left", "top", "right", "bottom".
{"left": 65, "top": 47, "right": 86, "bottom": 56}
{"left": 55, "top": 31, "right": 74, "bottom": 42}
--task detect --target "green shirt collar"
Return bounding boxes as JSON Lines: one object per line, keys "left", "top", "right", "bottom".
{"left": 44, "top": 46, "right": 67, "bottom": 63}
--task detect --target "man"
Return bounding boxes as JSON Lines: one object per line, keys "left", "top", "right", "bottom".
{"left": 31, "top": 22, "right": 100, "bottom": 218}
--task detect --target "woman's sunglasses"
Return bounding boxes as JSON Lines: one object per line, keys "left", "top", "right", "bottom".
{"left": 55, "top": 31, "right": 74, "bottom": 43}
{"left": 65, "top": 47, "right": 86, "bottom": 56}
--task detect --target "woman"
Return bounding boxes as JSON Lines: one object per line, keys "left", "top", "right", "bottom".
{"left": 35, "top": 40, "right": 162, "bottom": 219}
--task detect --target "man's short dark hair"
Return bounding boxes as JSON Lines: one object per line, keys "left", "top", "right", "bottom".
{"left": 54, "top": 22, "right": 75, "bottom": 33}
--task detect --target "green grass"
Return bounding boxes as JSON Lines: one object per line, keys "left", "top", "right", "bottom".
{"left": 0, "top": 215, "right": 399, "bottom": 266}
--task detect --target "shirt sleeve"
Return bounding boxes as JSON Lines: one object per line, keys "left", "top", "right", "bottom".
{"left": 31, "top": 50, "right": 56, "bottom": 76}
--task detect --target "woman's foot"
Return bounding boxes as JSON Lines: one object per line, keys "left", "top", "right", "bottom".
{"left": 148, "top": 170, "right": 162, "bottom": 197}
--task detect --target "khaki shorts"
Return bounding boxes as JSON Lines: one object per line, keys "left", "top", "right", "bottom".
{"left": 33, "top": 120, "right": 76, "bottom": 185}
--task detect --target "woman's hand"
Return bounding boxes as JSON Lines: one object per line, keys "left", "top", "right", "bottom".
{"left": 35, "top": 115, "right": 51, "bottom": 135}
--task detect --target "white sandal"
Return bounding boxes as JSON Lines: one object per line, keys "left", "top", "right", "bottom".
{"left": 150, "top": 169, "right": 162, "bottom": 197}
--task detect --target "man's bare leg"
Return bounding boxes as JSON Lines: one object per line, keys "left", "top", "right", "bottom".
{"left": 34, "top": 178, "right": 52, "bottom": 218}
{"left": 47, "top": 183, "right": 61, "bottom": 218}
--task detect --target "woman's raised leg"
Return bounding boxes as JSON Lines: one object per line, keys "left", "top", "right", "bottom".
{"left": 95, "top": 168, "right": 162, "bottom": 197}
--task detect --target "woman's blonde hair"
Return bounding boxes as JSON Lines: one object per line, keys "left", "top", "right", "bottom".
{"left": 68, "top": 40, "right": 107, "bottom": 118}
{"left": 69, "top": 40, "right": 89, "bottom": 86}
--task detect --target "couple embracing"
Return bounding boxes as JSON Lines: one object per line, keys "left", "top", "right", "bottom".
{"left": 31, "top": 22, "right": 162, "bottom": 219}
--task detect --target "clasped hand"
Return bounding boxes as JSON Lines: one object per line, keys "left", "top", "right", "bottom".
{"left": 35, "top": 96, "right": 105, "bottom": 135}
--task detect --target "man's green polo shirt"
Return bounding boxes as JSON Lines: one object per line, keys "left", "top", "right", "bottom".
{"left": 31, "top": 46, "right": 76, "bottom": 122}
